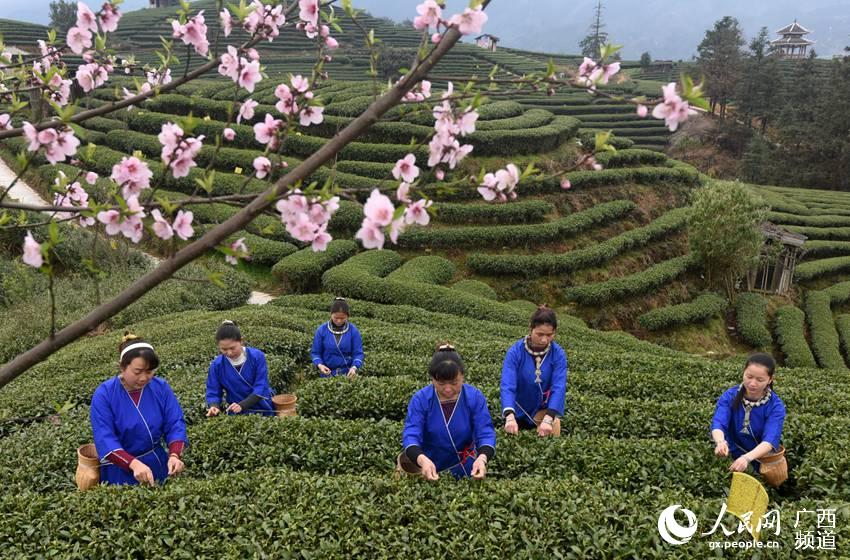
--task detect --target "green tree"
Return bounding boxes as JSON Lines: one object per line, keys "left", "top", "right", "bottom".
{"left": 639, "top": 51, "right": 652, "bottom": 70}
{"left": 578, "top": 1, "right": 608, "bottom": 59}
{"left": 735, "top": 27, "right": 783, "bottom": 132}
{"left": 377, "top": 46, "right": 417, "bottom": 80}
{"left": 697, "top": 16, "right": 744, "bottom": 118}
{"left": 48, "top": 0, "right": 77, "bottom": 32}
{"left": 689, "top": 180, "right": 767, "bottom": 299}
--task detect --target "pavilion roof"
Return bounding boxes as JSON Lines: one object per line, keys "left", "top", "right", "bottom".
{"left": 776, "top": 21, "right": 811, "bottom": 35}
{"left": 770, "top": 36, "right": 815, "bottom": 46}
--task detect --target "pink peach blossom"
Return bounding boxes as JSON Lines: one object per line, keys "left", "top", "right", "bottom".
{"left": 226, "top": 237, "right": 247, "bottom": 264}
{"left": 151, "top": 209, "right": 174, "bottom": 240}
{"left": 448, "top": 7, "right": 487, "bottom": 36}
{"left": 299, "top": 105, "right": 324, "bottom": 127}
{"left": 172, "top": 210, "right": 194, "bottom": 240}
{"left": 392, "top": 154, "right": 420, "bottom": 184}
{"left": 98, "top": 2, "right": 121, "bottom": 32}
{"left": 299, "top": 0, "right": 319, "bottom": 25}
{"left": 253, "top": 156, "right": 272, "bottom": 179}
{"left": 414, "top": 0, "right": 442, "bottom": 30}
{"left": 237, "top": 98, "right": 258, "bottom": 124}
{"left": 76, "top": 3, "right": 98, "bottom": 32}
{"left": 22, "top": 231, "right": 43, "bottom": 268}
{"left": 356, "top": 218, "right": 385, "bottom": 250}
{"left": 363, "top": 189, "right": 395, "bottom": 227}
{"left": 404, "top": 199, "right": 432, "bottom": 226}
{"left": 237, "top": 59, "right": 262, "bottom": 92}
{"left": 311, "top": 225, "right": 331, "bottom": 252}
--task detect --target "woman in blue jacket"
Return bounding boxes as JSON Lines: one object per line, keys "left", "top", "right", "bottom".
{"left": 311, "top": 297, "right": 364, "bottom": 378}
{"left": 91, "top": 333, "right": 188, "bottom": 486}
{"left": 398, "top": 345, "right": 496, "bottom": 480}
{"left": 711, "top": 353, "right": 787, "bottom": 484}
{"left": 206, "top": 321, "right": 275, "bottom": 416}
{"left": 500, "top": 306, "right": 568, "bottom": 438}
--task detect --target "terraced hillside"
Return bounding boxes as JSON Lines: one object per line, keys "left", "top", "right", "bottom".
{"left": 3, "top": 1, "right": 848, "bottom": 368}
{"left": 0, "top": 293, "right": 847, "bottom": 556}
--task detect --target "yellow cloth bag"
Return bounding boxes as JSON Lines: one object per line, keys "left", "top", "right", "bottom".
{"left": 727, "top": 472, "right": 769, "bottom": 541}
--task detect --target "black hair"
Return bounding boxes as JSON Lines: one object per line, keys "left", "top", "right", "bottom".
{"left": 429, "top": 344, "right": 465, "bottom": 382}
{"left": 215, "top": 320, "right": 242, "bottom": 342}
{"left": 118, "top": 332, "right": 160, "bottom": 370}
{"left": 732, "top": 352, "right": 777, "bottom": 409}
{"left": 330, "top": 297, "right": 350, "bottom": 316}
{"left": 530, "top": 305, "right": 557, "bottom": 330}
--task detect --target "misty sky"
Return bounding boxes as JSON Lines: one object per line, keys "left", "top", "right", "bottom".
{"left": 2, "top": 0, "right": 848, "bottom": 59}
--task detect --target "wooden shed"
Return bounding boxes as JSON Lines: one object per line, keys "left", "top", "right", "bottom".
{"left": 746, "top": 223, "right": 807, "bottom": 295}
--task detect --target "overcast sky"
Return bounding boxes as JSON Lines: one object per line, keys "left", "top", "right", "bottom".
{"left": 3, "top": 0, "right": 848, "bottom": 59}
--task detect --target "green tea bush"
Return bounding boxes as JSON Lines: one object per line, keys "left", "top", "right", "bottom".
{"left": 637, "top": 293, "right": 727, "bottom": 331}
{"left": 468, "top": 208, "right": 688, "bottom": 276}
{"left": 451, "top": 279, "right": 497, "bottom": 300}
{"left": 735, "top": 293, "right": 772, "bottom": 348}
{"left": 804, "top": 291, "right": 847, "bottom": 371}
{"left": 796, "top": 256, "right": 850, "bottom": 281}
{"left": 271, "top": 240, "right": 359, "bottom": 292}
{"left": 563, "top": 254, "right": 696, "bottom": 305}
{"left": 397, "top": 200, "right": 635, "bottom": 248}
{"left": 774, "top": 306, "right": 818, "bottom": 368}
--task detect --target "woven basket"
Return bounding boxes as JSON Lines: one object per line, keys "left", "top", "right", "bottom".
{"left": 75, "top": 444, "right": 100, "bottom": 491}
{"left": 758, "top": 445, "right": 788, "bottom": 487}
{"left": 271, "top": 394, "right": 297, "bottom": 417}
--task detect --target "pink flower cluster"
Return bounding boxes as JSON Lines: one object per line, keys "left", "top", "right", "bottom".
{"left": 427, "top": 84, "right": 477, "bottom": 170}
{"left": 294, "top": 0, "right": 336, "bottom": 48}
{"left": 0, "top": 114, "right": 11, "bottom": 131}
{"left": 110, "top": 156, "right": 152, "bottom": 198}
{"left": 577, "top": 57, "right": 621, "bottom": 87}
{"left": 355, "top": 185, "right": 433, "bottom": 250}
{"left": 218, "top": 45, "right": 262, "bottom": 92}
{"left": 150, "top": 209, "right": 194, "bottom": 241}
{"left": 220, "top": 2, "right": 286, "bottom": 42}
{"left": 172, "top": 11, "right": 209, "bottom": 57}
{"left": 23, "top": 122, "right": 80, "bottom": 164}
{"left": 652, "top": 82, "right": 695, "bottom": 132}
{"left": 276, "top": 191, "right": 339, "bottom": 251}
{"left": 147, "top": 68, "right": 172, "bottom": 86}
{"left": 402, "top": 80, "right": 432, "bottom": 103}
{"left": 478, "top": 163, "right": 520, "bottom": 202}
{"left": 34, "top": 72, "right": 72, "bottom": 106}
{"left": 412, "top": 2, "right": 487, "bottom": 41}
{"left": 120, "top": 66, "right": 171, "bottom": 106}
{"left": 33, "top": 40, "right": 63, "bottom": 74}
{"left": 75, "top": 62, "right": 110, "bottom": 92}
{"left": 353, "top": 155, "right": 434, "bottom": 250}
{"left": 244, "top": 1, "right": 285, "bottom": 41}
{"left": 158, "top": 123, "right": 204, "bottom": 178}
{"left": 97, "top": 195, "right": 146, "bottom": 243}
{"left": 52, "top": 172, "right": 95, "bottom": 226}
{"left": 272, "top": 75, "right": 325, "bottom": 127}
{"left": 67, "top": 2, "right": 122, "bottom": 54}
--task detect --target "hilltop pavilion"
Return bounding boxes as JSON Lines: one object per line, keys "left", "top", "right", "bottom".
{"left": 770, "top": 21, "right": 815, "bottom": 59}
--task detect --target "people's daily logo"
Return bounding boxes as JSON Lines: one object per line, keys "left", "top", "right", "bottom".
{"left": 658, "top": 505, "right": 699, "bottom": 545}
